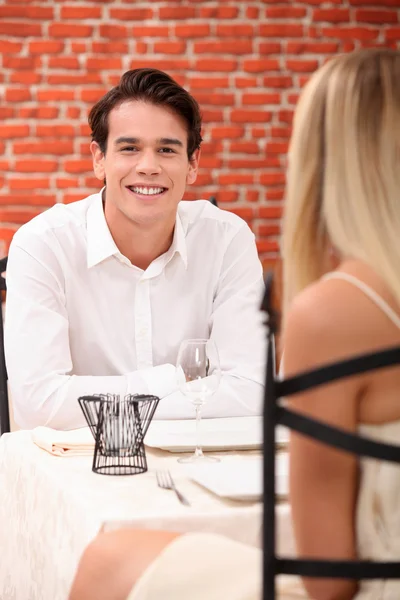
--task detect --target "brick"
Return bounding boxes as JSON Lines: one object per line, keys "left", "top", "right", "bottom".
{"left": 67, "top": 107, "right": 80, "bottom": 119}
{"left": 92, "top": 41, "right": 128, "bottom": 54}
{"left": 266, "top": 142, "right": 289, "bottom": 154}
{"left": 47, "top": 73, "right": 102, "bottom": 85}
{"left": 189, "top": 76, "right": 230, "bottom": 90}
{"left": 176, "top": 24, "right": 210, "bottom": 38}
{"left": 355, "top": 9, "right": 398, "bottom": 23}
{"left": 244, "top": 59, "right": 280, "bottom": 73}
{"left": 0, "top": 21, "right": 42, "bottom": 37}
{"left": 227, "top": 207, "right": 254, "bottom": 221}
{"left": 5, "top": 88, "right": 31, "bottom": 102}
{"left": 110, "top": 7, "right": 152, "bottom": 20}
{"left": 56, "top": 178, "right": 80, "bottom": 189}
{"left": 3, "top": 56, "right": 40, "bottom": 69}
{"left": 64, "top": 160, "right": 93, "bottom": 174}
{"left": 0, "top": 40, "right": 23, "bottom": 53}
{"left": 259, "top": 42, "right": 282, "bottom": 54}
{"left": 231, "top": 110, "right": 272, "bottom": 123}
{"left": 61, "top": 5, "right": 101, "bottom": 19}
{"left": 0, "top": 5, "right": 53, "bottom": 19}
{"left": 132, "top": 26, "right": 170, "bottom": 37}
{"left": 195, "top": 59, "right": 237, "bottom": 72}
{"left": 197, "top": 156, "right": 223, "bottom": 169}
{"left": 0, "top": 210, "right": 43, "bottom": 225}
{"left": 9, "top": 178, "right": 50, "bottom": 191}
{"left": 257, "top": 240, "right": 280, "bottom": 253}
{"left": 0, "top": 195, "right": 56, "bottom": 207}
{"left": 193, "top": 93, "right": 235, "bottom": 106}
{"left": 219, "top": 173, "right": 254, "bottom": 185}
{"left": 136, "top": 41, "right": 147, "bottom": 54}
{"left": 266, "top": 188, "right": 285, "bottom": 201}
{"left": 49, "top": 23, "right": 93, "bottom": 38}
{"left": 86, "top": 57, "right": 122, "bottom": 70}
{"left": 19, "top": 107, "right": 59, "bottom": 119}
{"left": 288, "top": 94, "right": 299, "bottom": 105}
{"left": 246, "top": 6, "right": 259, "bottom": 18}
{"left": 229, "top": 158, "right": 279, "bottom": 169}
{"left": 266, "top": 6, "right": 307, "bottom": 18}
{"left": 84, "top": 177, "right": 103, "bottom": 189}
{"left": 202, "top": 109, "right": 224, "bottom": 123}
{"left": 0, "top": 125, "right": 29, "bottom": 139}
{"left": 154, "top": 41, "right": 186, "bottom": 54}
{"left": 246, "top": 190, "right": 259, "bottom": 202}
{"left": 80, "top": 124, "right": 91, "bottom": 136}
{"left": 215, "top": 190, "right": 238, "bottom": 202}
{"left": 14, "top": 141, "right": 74, "bottom": 156}
{"left": 159, "top": 6, "right": 195, "bottom": 19}
{"left": 48, "top": 57, "right": 80, "bottom": 70}
{"left": 200, "top": 6, "right": 238, "bottom": 18}
{"left": 286, "top": 59, "right": 319, "bottom": 73}
{"left": 259, "top": 224, "right": 280, "bottom": 236}
{"left": 259, "top": 206, "right": 283, "bottom": 219}
{"left": 211, "top": 127, "right": 244, "bottom": 140}
{"left": 260, "top": 24, "right": 303, "bottom": 37}
{"left": 129, "top": 59, "right": 190, "bottom": 71}
{"left": 260, "top": 172, "right": 286, "bottom": 185}
{"left": 349, "top": 0, "right": 400, "bottom": 4}
{"left": 194, "top": 40, "right": 253, "bottom": 54}
{"left": 313, "top": 8, "right": 351, "bottom": 22}
{"left": 29, "top": 40, "right": 64, "bottom": 54}
{"left": 385, "top": 27, "right": 400, "bottom": 40}
{"left": 252, "top": 128, "right": 266, "bottom": 138}
{"left": 230, "top": 141, "right": 260, "bottom": 154}
{"left": 99, "top": 24, "right": 128, "bottom": 39}
{"left": 235, "top": 76, "right": 259, "bottom": 88}
{"left": 80, "top": 88, "right": 108, "bottom": 103}
{"left": 195, "top": 172, "right": 213, "bottom": 186}
{"left": 279, "top": 110, "right": 294, "bottom": 124}
{"left": 14, "top": 160, "right": 58, "bottom": 173}
{"left": 71, "top": 42, "right": 87, "bottom": 53}
{"left": 63, "top": 194, "right": 85, "bottom": 204}
{"left": 264, "top": 76, "right": 293, "bottom": 88}
{"left": 242, "top": 93, "right": 280, "bottom": 105}
{"left": 0, "top": 108, "right": 14, "bottom": 119}
{"left": 37, "top": 89, "right": 75, "bottom": 101}
{"left": 287, "top": 41, "right": 339, "bottom": 54}
{"left": 10, "top": 72, "right": 41, "bottom": 84}
{"left": 37, "top": 125, "right": 75, "bottom": 138}
{"left": 271, "top": 126, "right": 291, "bottom": 138}
{"left": 322, "top": 27, "right": 379, "bottom": 41}
{"left": 216, "top": 24, "right": 254, "bottom": 37}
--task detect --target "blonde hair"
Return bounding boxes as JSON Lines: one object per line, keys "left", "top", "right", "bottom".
{"left": 282, "top": 48, "right": 400, "bottom": 322}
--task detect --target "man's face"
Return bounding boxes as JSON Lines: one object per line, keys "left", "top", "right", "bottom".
{"left": 91, "top": 100, "right": 199, "bottom": 230}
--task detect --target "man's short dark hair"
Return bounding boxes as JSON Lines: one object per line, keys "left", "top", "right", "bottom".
{"left": 88, "top": 67, "right": 203, "bottom": 159}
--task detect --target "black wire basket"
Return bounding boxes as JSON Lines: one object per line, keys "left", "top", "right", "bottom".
{"left": 78, "top": 393, "right": 160, "bottom": 476}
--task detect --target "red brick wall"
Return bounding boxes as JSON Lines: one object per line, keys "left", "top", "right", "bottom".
{"left": 1, "top": 0, "right": 399, "bottom": 270}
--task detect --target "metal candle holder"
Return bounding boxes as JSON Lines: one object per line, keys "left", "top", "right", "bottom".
{"left": 78, "top": 393, "right": 159, "bottom": 476}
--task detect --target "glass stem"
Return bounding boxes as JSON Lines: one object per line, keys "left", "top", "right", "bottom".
{"left": 194, "top": 404, "right": 204, "bottom": 458}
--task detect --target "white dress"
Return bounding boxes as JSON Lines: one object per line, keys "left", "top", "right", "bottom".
{"left": 128, "top": 273, "right": 400, "bottom": 600}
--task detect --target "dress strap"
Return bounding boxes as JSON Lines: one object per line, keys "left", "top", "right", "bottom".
{"left": 322, "top": 272, "right": 400, "bottom": 330}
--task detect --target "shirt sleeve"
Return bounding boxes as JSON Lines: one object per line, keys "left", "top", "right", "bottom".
{"left": 154, "top": 222, "right": 266, "bottom": 419}
{"left": 4, "top": 238, "right": 177, "bottom": 430}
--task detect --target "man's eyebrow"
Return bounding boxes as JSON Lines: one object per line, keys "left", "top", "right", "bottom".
{"left": 114, "top": 137, "right": 139, "bottom": 146}
{"left": 158, "top": 137, "right": 184, "bottom": 147}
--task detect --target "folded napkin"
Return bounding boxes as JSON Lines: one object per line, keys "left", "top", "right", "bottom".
{"left": 32, "top": 426, "right": 94, "bottom": 457}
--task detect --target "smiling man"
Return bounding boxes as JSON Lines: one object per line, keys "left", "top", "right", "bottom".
{"left": 5, "top": 68, "right": 266, "bottom": 430}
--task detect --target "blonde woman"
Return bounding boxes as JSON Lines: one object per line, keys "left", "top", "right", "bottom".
{"left": 69, "top": 48, "right": 400, "bottom": 600}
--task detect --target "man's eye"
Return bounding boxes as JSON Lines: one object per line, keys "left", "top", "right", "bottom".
{"left": 159, "top": 147, "right": 175, "bottom": 154}
{"left": 121, "top": 146, "right": 138, "bottom": 152}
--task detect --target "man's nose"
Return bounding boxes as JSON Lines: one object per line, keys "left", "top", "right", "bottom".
{"left": 135, "top": 149, "right": 161, "bottom": 175}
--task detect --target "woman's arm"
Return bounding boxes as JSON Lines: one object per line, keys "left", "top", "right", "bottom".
{"left": 283, "top": 283, "right": 362, "bottom": 600}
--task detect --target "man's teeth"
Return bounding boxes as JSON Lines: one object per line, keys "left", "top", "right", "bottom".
{"left": 131, "top": 186, "right": 164, "bottom": 195}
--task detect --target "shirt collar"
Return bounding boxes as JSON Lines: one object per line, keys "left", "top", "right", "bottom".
{"left": 86, "top": 189, "right": 121, "bottom": 269}
{"left": 86, "top": 190, "right": 188, "bottom": 271}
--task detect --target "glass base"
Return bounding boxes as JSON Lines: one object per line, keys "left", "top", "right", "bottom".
{"left": 177, "top": 452, "right": 220, "bottom": 464}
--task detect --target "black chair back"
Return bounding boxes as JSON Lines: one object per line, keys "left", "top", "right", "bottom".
{"left": 0, "top": 256, "right": 10, "bottom": 435}
{"left": 262, "top": 273, "right": 400, "bottom": 598}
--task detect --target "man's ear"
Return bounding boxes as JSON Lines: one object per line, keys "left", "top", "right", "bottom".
{"left": 90, "top": 141, "right": 105, "bottom": 181}
{"left": 186, "top": 148, "right": 200, "bottom": 186}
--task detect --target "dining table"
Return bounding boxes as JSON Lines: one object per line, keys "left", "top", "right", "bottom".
{"left": 0, "top": 427, "right": 294, "bottom": 600}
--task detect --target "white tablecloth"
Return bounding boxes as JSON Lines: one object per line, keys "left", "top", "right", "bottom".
{"left": 0, "top": 430, "right": 294, "bottom": 600}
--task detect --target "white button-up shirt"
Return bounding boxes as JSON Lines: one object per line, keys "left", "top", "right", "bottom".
{"left": 5, "top": 192, "right": 266, "bottom": 430}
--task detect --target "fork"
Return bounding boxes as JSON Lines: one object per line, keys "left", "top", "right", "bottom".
{"left": 156, "top": 470, "right": 191, "bottom": 506}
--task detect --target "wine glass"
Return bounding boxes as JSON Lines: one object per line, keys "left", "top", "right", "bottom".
{"left": 176, "top": 339, "right": 221, "bottom": 463}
